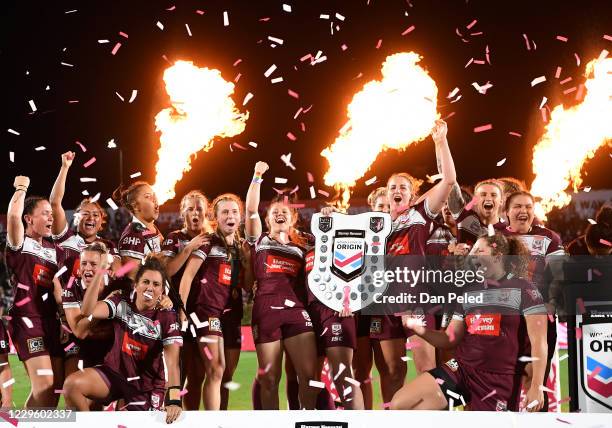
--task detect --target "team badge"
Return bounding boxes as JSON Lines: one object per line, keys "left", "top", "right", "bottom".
{"left": 301, "top": 310, "right": 311, "bottom": 322}
{"left": 369, "top": 318, "right": 382, "bottom": 335}
{"left": 318, "top": 216, "right": 333, "bottom": 233}
{"left": 495, "top": 400, "right": 508, "bottom": 411}
{"left": 445, "top": 359, "right": 459, "bottom": 372}
{"left": 331, "top": 323, "right": 342, "bottom": 336}
{"left": 369, "top": 217, "right": 385, "bottom": 233}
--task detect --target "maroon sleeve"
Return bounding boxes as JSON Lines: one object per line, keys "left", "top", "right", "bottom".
{"left": 191, "top": 235, "right": 213, "bottom": 261}
{"left": 119, "top": 226, "right": 146, "bottom": 260}
{"left": 520, "top": 282, "right": 547, "bottom": 315}
{"left": 545, "top": 230, "right": 565, "bottom": 256}
{"left": 51, "top": 224, "right": 75, "bottom": 245}
{"left": 103, "top": 293, "right": 124, "bottom": 319}
{"left": 161, "top": 231, "right": 179, "bottom": 257}
{"left": 160, "top": 310, "right": 183, "bottom": 346}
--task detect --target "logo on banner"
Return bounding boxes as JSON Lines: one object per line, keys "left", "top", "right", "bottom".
{"left": 318, "top": 217, "right": 333, "bottom": 233}
{"left": 580, "top": 321, "right": 612, "bottom": 410}
{"left": 369, "top": 217, "right": 384, "bottom": 233}
{"left": 332, "top": 238, "right": 365, "bottom": 282}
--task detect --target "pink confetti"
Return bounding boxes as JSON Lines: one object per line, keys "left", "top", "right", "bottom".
{"left": 405, "top": 340, "right": 421, "bottom": 349}
{"left": 473, "top": 59, "right": 485, "bottom": 65}
{"left": 286, "top": 132, "right": 296, "bottom": 141}
{"left": 576, "top": 327, "right": 582, "bottom": 340}
{"left": 54, "top": 389, "right": 65, "bottom": 394}
{"left": 196, "top": 10, "right": 205, "bottom": 15}
{"left": 382, "top": 402, "right": 391, "bottom": 409}
{"left": 203, "top": 346, "right": 213, "bottom": 360}
{"left": 435, "top": 378, "right": 445, "bottom": 385}
{"left": 508, "top": 131, "right": 522, "bottom": 137}
{"left": 481, "top": 389, "right": 496, "bottom": 401}
{"left": 465, "top": 196, "right": 478, "bottom": 211}
{"left": 75, "top": 141, "right": 87, "bottom": 152}
{"left": 17, "top": 283, "right": 29, "bottom": 291}
{"left": 522, "top": 34, "right": 531, "bottom": 50}
{"left": 560, "top": 77, "right": 573, "bottom": 85}
{"left": 341, "top": 43, "right": 348, "bottom": 51}
{"left": 563, "top": 87, "right": 577, "bottom": 95}
{"left": 604, "top": 34, "right": 612, "bottom": 41}
{"left": 318, "top": 190, "right": 330, "bottom": 197}
{"left": 555, "top": 66, "right": 562, "bottom": 78}
{"left": 556, "top": 35, "right": 568, "bottom": 42}
{"left": 111, "top": 42, "right": 121, "bottom": 55}
{"left": 114, "top": 261, "right": 138, "bottom": 278}
{"left": 575, "top": 84, "right": 585, "bottom": 101}
{"left": 557, "top": 396, "right": 571, "bottom": 405}
{"left": 288, "top": 89, "right": 299, "bottom": 99}
{"left": 83, "top": 157, "right": 96, "bottom": 168}
{"left": 232, "top": 143, "right": 247, "bottom": 150}
{"left": 16, "top": 297, "right": 31, "bottom": 307}
{"left": 66, "top": 275, "right": 75, "bottom": 289}
{"left": 541, "top": 107, "right": 548, "bottom": 123}
{"left": 307, "top": 172, "right": 314, "bottom": 182}
{"left": 466, "top": 19, "right": 478, "bottom": 29}
{"left": 375, "top": 39, "right": 383, "bottom": 49}
{"left": 119, "top": 31, "right": 129, "bottom": 38}
{"left": 401, "top": 25, "right": 415, "bottom": 36}
{"left": 166, "top": 5, "right": 176, "bottom": 11}
{"left": 574, "top": 53, "right": 581, "bottom": 66}
{"left": 600, "top": 239, "right": 612, "bottom": 247}
{"left": 473, "top": 124, "right": 493, "bottom": 133}
{"left": 64, "top": 342, "right": 76, "bottom": 352}
{"left": 61, "top": 324, "right": 72, "bottom": 334}
{"left": 485, "top": 45, "right": 491, "bottom": 64}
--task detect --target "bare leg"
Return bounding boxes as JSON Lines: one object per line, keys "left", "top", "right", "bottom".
{"left": 255, "top": 341, "right": 283, "bottom": 409}
{"left": 326, "top": 346, "right": 364, "bottom": 410}
{"left": 182, "top": 340, "right": 205, "bottom": 410}
{"left": 353, "top": 336, "right": 373, "bottom": 409}
{"left": 220, "top": 347, "right": 241, "bottom": 410}
{"left": 389, "top": 372, "right": 447, "bottom": 410}
{"left": 63, "top": 368, "right": 110, "bottom": 411}
{"left": 283, "top": 332, "right": 318, "bottom": 409}
{"left": 372, "top": 338, "right": 407, "bottom": 404}
{"left": 200, "top": 336, "right": 225, "bottom": 410}
{"left": 410, "top": 336, "right": 436, "bottom": 375}
{"left": 23, "top": 356, "right": 58, "bottom": 408}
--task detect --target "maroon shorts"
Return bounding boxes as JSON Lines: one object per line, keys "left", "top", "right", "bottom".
{"left": 221, "top": 310, "right": 242, "bottom": 350}
{"left": 76, "top": 337, "right": 114, "bottom": 367}
{"left": 356, "top": 313, "right": 371, "bottom": 338}
{"left": 0, "top": 322, "right": 10, "bottom": 355}
{"left": 94, "top": 365, "right": 165, "bottom": 410}
{"left": 194, "top": 306, "right": 224, "bottom": 338}
{"left": 430, "top": 358, "right": 523, "bottom": 411}
{"left": 8, "top": 316, "right": 63, "bottom": 361}
{"left": 368, "top": 313, "right": 435, "bottom": 341}
{"left": 309, "top": 302, "right": 357, "bottom": 353}
{"left": 251, "top": 296, "right": 313, "bottom": 344}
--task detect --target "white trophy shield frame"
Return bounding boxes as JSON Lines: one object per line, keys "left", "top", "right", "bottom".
{"left": 309, "top": 212, "right": 392, "bottom": 312}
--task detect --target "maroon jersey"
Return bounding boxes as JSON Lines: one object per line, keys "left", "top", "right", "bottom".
{"left": 103, "top": 293, "right": 182, "bottom": 391}
{"left": 452, "top": 207, "right": 503, "bottom": 247}
{"left": 191, "top": 234, "right": 243, "bottom": 315}
{"left": 501, "top": 224, "right": 564, "bottom": 290}
{"left": 451, "top": 276, "right": 546, "bottom": 374}
{"left": 118, "top": 218, "right": 163, "bottom": 261}
{"left": 5, "top": 236, "right": 62, "bottom": 318}
{"left": 53, "top": 225, "right": 119, "bottom": 285}
{"left": 387, "top": 199, "right": 437, "bottom": 256}
{"left": 426, "top": 219, "right": 456, "bottom": 256}
{"left": 249, "top": 234, "right": 308, "bottom": 307}
{"left": 161, "top": 229, "right": 193, "bottom": 290}
{"left": 567, "top": 235, "right": 589, "bottom": 255}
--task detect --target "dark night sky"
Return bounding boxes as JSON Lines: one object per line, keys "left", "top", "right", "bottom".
{"left": 2, "top": 0, "right": 611, "bottom": 209}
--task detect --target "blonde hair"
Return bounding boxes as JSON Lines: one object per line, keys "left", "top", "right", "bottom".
{"left": 180, "top": 190, "right": 213, "bottom": 233}
{"left": 265, "top": 196, "right": 308, "bottom": 248}
{"left": 210, "top": 193, "right": 244, "bottom": 262}
{"left": 387, "top": 173, "right": 424, "bottom": 204}
{"left": 367, "top": 187, "right": 388, "bottom": 210}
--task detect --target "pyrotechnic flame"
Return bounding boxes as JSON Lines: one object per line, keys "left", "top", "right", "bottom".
{"left": 321, "top": 52, "right": 439, "bottom": 210}
{"left": 530, "top": 56, "right": 612, "bottom": 218}
{"left": 153, "top": 60, "right": 248, "bottom": 204}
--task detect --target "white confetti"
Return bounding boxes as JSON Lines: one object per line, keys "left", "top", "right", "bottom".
{"left": 271, "top": 77, "right": 284, "bottom": 84}
{"left": 284, "top": 299, "right": 295, "bottom": 307}
{"left": 282, "top": 4, "right": 292, "bottom": 12}
{"left": 54, "top": 266, "right": 68, "bottom": 278}
{"left": 60, "top": 62, "right": 74, "bottom": 67}
{"left": 127, "top": 376, "right": 140, "bottom": 382}
{"left": 82, "top": 190, "right": 89, "bottom": 196}
{"left": 275, "top": 177, "right": 288, "bottom": 184}
{"left": 496, "top": 158, "right": 506, "bottom": 166}
{"left": 526, "top": 400, "right": 539, "bottom": 409}
{"left": 447, "top": 87, "right": 460, "bottom": 98}
{"left": 107, "top": 139, "right": 117, "bottom": 148}
{"left": 530, "top": 76, "right": 546, "bottom": 87}
{"left": 539, "top": 96, "right": 548, "bottom": 109}
{"left": 365, "top": 176, "right": 377, "bottom": 186}
{"left": 320, "top": 14, "right": 330, "bottom": 20}
{"left": 268, "top": 36, "right": 284, "bottom": 45}
{"left": 185, "top": 23, "right": 192, "bottom": 37}
{"left": 248, "top": 141, "right": 258, "bottom": 148}
{"left": 223, "top": 381, "right": 241, "bottom": 391}
{"left": 130, "top": 172, "right": 142, "bottom": 178}
{"left": 309, "top": 186, "right": 316, "bottom": 199}
{"left": 335, "top": 13, "right": 345, "bottom": 21}
{"left": 156, "top": 21, "right": 164, "bottom": 30}
{"left": 587, "top": 219, "right": 597, "bottom": 225}
{"left": 115, "top": 92, "right": 125, "bottom": 102}
{"left": 37, "top": 369, "right": 54, "bottom": 376}
{"left": 9, "top": 152, "right": 14, "bottom": 162}
{"left": 90, "top": 192, "right": 101, "bottom": 203}
{"left": 518, "top": 356, "right": 540, "bottom": 362}
{"left": 583, "top": 186, "right": 591, "bottom": 192}
{"left": 243, "top": 92, "right": 254, "bottom": 106}
{"left": 35, "top": 146, "right": 46, "bottom": 151}
{"left": 80, "top": 177, "right": 97, "bottom": 182}
{"left": 42, "top": 293, "right": 48, "bottom": 301}
{"left": 223, "top": 11, "right": 229, "bottom": 26}
{"left": 106, "top": 198, "right": 118, "bottom": 210}
{"left": 98, "top": 39, "right": 110, "bottom": 44}
{"left": 264, "top": 64, "right": 277, "bottom": 78}
{"left": 2, "top": 378, "right": 15, "bottom": 388}
{"left": 128, "top": 90, "right": 138, "bottom": 103}
{"left": 309, "top": 380, "right": 325, "bottom": 388}
{"left": 8, "top": 129, "right": 21, "bottom": 135}
{"left": 22, "top": 317, "right": 33, "bottom": 329}
{"left": 333, "top": 363, "right": 346, "bottom": 381}
{"left": 29, "top": 100, "right": 37, "bottom": 112}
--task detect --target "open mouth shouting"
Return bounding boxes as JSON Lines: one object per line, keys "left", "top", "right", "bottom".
{"left": 516, "top": 213, "right": 530, "bottom": 222}
{"left": 482, "top": 201, "right": 495, "bottom": 212}
{"left": 82, "top": 271, "right": 94, "bottom": 281}
{"left": 274, "top": 216, "right": 286, "bottom": 224}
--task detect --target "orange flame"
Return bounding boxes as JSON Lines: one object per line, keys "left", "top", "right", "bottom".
{"left": 321, "top": 52, "right": 439, "bottom": 210}
{"left": 530, "top": 56, "right": 612, "bottom": 218}
{"left": 153, "top": 60, "right": 248, "bottom": 204}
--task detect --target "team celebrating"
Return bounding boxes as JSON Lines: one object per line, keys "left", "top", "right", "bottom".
{"left": 3, "top": 119, "right": 611, "bottom": 421}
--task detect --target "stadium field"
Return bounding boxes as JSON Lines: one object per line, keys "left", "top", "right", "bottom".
{"left": 6, "top": 351, "right": 569, "bottom": 411}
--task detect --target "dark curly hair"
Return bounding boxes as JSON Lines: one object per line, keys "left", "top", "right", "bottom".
{"left": 480, "top": 232, "right": 531, "bottom": 278}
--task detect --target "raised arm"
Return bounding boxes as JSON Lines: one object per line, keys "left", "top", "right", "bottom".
{"left": 80, "top": 269, "right": 110, "bottom": 320}
{"left": 49, "top": 152, "right": 75, "bottom": 236}
{"left": 425, "top": 120, "right": 458, "bottom": 215}
{"left": 245, "top": 161, "right": 269, "bottom": 240}
{"left": 434, "top": 139, "right": 465, "bottom": 215}
{"left": 178, "top": 255, "right": 204, "bottom": 322}
{"left": 7, "top": 176, "right": 29, "bottom": 248}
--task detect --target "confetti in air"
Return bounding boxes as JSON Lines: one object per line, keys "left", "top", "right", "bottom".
{"left": 530, "top": 56, "right": 612, "bottom": 218}
{"left": 321, "top": 52, "right": 439, "bottom": 210}
{"left": 152, "top": 60, "right": 249, "bottom": 204}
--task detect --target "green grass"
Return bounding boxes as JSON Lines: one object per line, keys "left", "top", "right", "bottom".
{"left": 8, "top": 350, "right": 569, "bottom": 411}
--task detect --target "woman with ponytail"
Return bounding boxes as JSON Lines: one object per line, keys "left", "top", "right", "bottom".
{"left": 160, "top": 190, "right": 212, "bottom": 410}
{"left": 245, "top": 162, "right": 318, "bottom": 410}
{"left": 390, "top": 232, "right": 548, "bottom": 412}
{"left": 178, "top": 193, "right": 251, "bottom": 410}
{"left": 112, "top": 181, "right": 163, "bottom": 279}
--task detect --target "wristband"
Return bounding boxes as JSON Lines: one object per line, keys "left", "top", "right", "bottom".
{"left": 165, "top": 399, "right": 181, "bottom": 407}
{"left": 15, "top": 186, "right": 27, "bottom": 192}
{"left": 251, "top": 176, "right": 263, "bottom": 184}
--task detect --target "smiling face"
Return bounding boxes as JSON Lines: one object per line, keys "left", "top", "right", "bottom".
{"left": 373, "top": 195, "right": 390, "bottom": 213}
{"left": 387, "top": 176, "right": 412, "bottom": 213}
{"left": 78, "top": 250, "right": 103, "bottom": 287}
{"left": 182, "top": 197, "right": 207, "bottom": 233}
{"left": 469, "top": 237, "right": 503, "bottom": 279}
{"left": 77, "top": 202, "right": 104, "bottom": 239}
{"left": 215, "top": 200, "right": 241, "bottom": 237}
{"left": 267, "top": 202, "right": 294, "bottom": 234}
{"left": 507, "top": 194, "right": 535, "bottom": 233}
{"left": 134, "top": 185, "right": 159, "bottom": 222}
{"left": 135, "top": 269, "right": 164, "bottom": 309}
{"left": 474, "top": 183, "right": 502, "bottom": 222}
{"left": 25, "top": 200, "right": 54, "bottom": 238}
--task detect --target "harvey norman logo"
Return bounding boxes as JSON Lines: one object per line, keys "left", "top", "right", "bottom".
{"left": 296, "top": 423, "right": 348, "bottom": 428}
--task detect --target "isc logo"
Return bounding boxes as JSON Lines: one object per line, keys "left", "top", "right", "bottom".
{"left": 122, "top": 237, "right": 141, "bottom": 246}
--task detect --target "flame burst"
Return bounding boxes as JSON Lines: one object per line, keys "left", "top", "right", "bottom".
{"left": 530, "top": 56, "right": 612, "bottom": 218}
{"left": 153, "top": 60, "right": 248, "bottom": 204}
{"left": 321, "top": 52, "right": 439, "bottom": 210}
